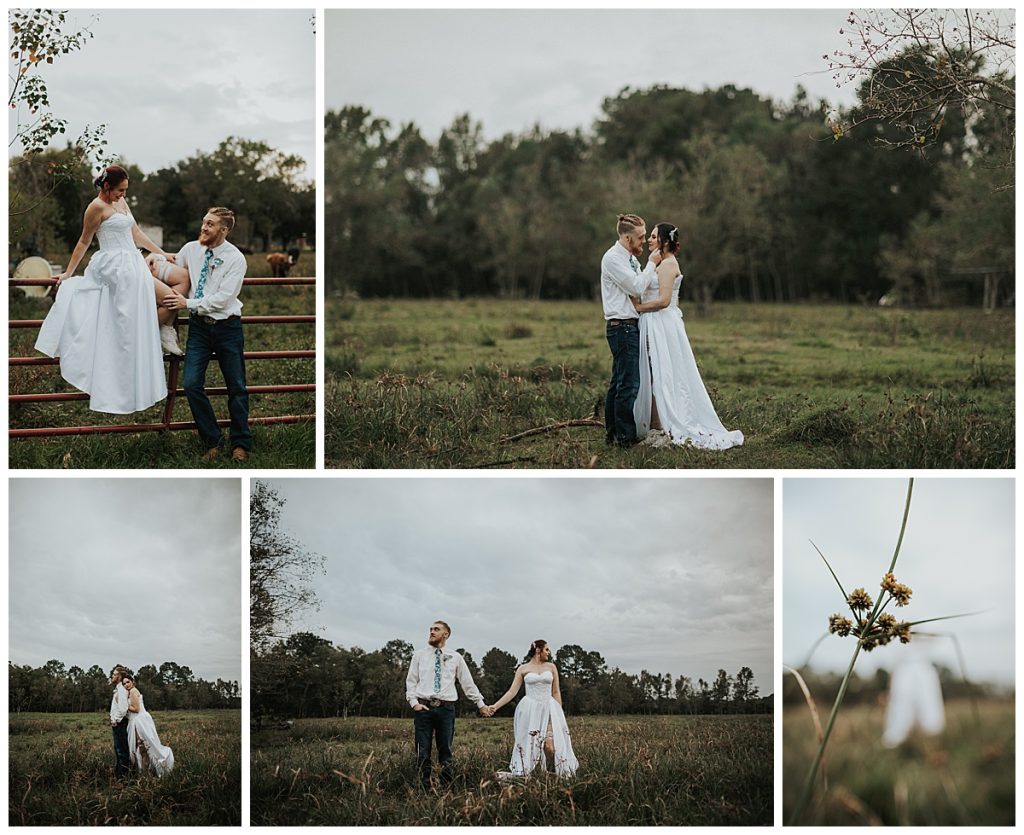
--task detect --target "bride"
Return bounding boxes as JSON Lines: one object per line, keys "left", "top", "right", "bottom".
{"left": 122, "top": 674, "right": 174, "bottom": 776}
{"left": 34, "top": 164, "right": 189, "bottom": 414}
{"left": 486, "top": 640, "right": 578, "bottom": 778}
{"left": 632, "top": 222, "right": 744, "bottom": 449}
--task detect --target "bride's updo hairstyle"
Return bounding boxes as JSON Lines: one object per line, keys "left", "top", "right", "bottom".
{"left": 526, "top": 639, "right": 548, "bottom": 661}
{"left": 655, "top": 223, "right": 681, "bottom": 255}
{"left": 94, "top": 164, "right": 129, "bottom": 192}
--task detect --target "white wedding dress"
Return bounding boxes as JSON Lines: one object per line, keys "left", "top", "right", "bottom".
{"left": 503, "top": 671, "right": 578, "bottom": 778}
{"left": 127, "top": 690, "right": 174, "bottom": 776}
{"left": 635, "top": 274, "right": 744, "bottom": 449}
{"left": 34, "top": 210, "right": 166, "bottom": 414}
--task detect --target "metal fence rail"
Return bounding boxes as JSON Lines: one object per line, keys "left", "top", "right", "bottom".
{"left": 9, "top": 276, "right": 316, "bottom": 439}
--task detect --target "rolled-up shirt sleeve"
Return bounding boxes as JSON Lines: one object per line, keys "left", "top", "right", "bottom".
{"left": 406, "top": 655, "right": 421, "bottom": 708}
{"left": 455, "top": 654, "right": 485, "bottom": 707}
{"left": 603, "top": 249, "right": 655, "bottom": 297}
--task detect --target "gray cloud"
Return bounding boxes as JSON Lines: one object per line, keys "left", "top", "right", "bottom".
{"left": 10, "top": 479, "right": 242, "bottom": 681}
{"left": 260, "top": 477, "right": 773, "bottom": 689}
{"left": 8, "top": 9, "right": 314, "bottom": 177}
{"left": 327, "top": 9, "right": 859, "bottom": 141}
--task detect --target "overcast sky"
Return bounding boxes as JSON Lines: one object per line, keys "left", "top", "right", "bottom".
{"left": 260, "top": 477, "right": 773, "bottom": 690}
{"left": 326, "top": 8, "right": 860, "bottom": 141}
{"left": 783, "top": 478, "right": 1014, "bottom": 686}
{"left": 10, "top": 479, "right": 242, "bottom": 682}
{"left": 9, "top": 9, "right": 315, "bottom": 178}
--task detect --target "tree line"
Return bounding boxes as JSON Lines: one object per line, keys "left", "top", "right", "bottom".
{"left": 10, "top": 136, "right": 315, "bottom": 263}
{"left": 9, "top": 660, "right": 241, "bottom": 713}
{"left": 252, "top": 632, "right": 771, "bottom": 719}
{"left": 782, "top": 665, "right": 1007, "bottom": 709}
{"left": 326, "top": 53, "right": 1012, "bottom": 308}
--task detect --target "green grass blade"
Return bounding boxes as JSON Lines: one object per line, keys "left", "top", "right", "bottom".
{"left": 906, "top": 611, "right": 985, "bottom": 627}
{"left": 887, "top": 478, "right": 915, "bottom": 573}
{"left": 810, "top": 540, "right": 849, "bottom": 601}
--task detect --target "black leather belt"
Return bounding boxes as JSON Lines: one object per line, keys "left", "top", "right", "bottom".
{"left": 607, "top": 318, "right": 638, "bottom": 326}
{"left": 417, "top": 697, "right": 455, "bottom": 708}
{"left": 191, "top": 314, "right": 241, "bottom": 326}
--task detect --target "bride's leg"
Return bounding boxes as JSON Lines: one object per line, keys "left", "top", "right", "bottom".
{"left": 543, "top": 722, "right": 555, "bottom": 772}
{"left": 152, "top": 277, "right": 179, "bottom": 327}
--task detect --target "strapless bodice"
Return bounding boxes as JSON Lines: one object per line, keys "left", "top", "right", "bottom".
{"left": 523, "top": 670, "right": 554, "bottom": 701}
{"left": 641, "top": 273, "right": 683, "bottom": 305}
{"left": 95, "top": 211, "right": 136, "bottom": 252}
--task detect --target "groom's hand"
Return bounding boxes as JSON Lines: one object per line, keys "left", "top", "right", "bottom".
{"left": 650, "top": 250, "right": 664, "bottom": 266}
{"left": 412, "top": 703, "right": 428, "bottom": 712}
{"left": 161, "top": 292, "right": 189, "bottom": 310}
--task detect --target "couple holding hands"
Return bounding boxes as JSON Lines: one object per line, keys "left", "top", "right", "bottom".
{"left": 406, "top": 621, "right": 578, "bottom": 789}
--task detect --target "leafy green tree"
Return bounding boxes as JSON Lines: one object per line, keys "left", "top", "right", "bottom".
{"left": 8, "top": 10, "right": 110, "bottom": 240}
{"left": 250, "top": 480, "right": 324, "bottom": 652}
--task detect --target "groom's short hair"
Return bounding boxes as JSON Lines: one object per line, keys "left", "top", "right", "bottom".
{"left": 110, "top": 664, "right": 127, "bottom": 677}
{"left": 207, "top": 206, "right": 236, "bottom": 232}
{"left": 616, "top": 213, "right": 645, "bottom": 236}
{"left": 434, "top": 620, "right": 451, "bottom": 637}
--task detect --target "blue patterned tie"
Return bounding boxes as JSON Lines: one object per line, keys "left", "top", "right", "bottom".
{"left": 433, "top": 649, "right": 442, "bottom": 693}
{"left": 629, "top": 255, "right": 640, "bottom": 273}
{"left": 195, "top": 249, "right": 214, "bottom": 299}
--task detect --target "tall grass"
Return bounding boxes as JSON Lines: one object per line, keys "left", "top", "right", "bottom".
{"left": 9, "top": 710, "right": 241, "bottom": 825}
{"left": 783, "top": 700, "right": 1014, "bottom": 825}
{"left": 251, "top": 714, "right": 772, "bottom": 825}
{"left": 324, "top": 300, "right": 1014, "bottom": 468}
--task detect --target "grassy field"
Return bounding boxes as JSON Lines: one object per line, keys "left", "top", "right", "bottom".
{"left": 251, "top": 713, "right": 772, "bottom": 825}
{"left": 324, "top": 299, "right": 1013, "bottom": 468}
{"left": 9, "top": 710, "right": 241, "bottom": 826}
{"left": 783, "top": 699, "right": 1014, "bottom": 825}
{"left": 8, "top": 253, "right": 315, "bottom": 469}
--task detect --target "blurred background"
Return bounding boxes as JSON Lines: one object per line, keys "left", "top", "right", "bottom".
{"left": 782, "top": 477, "right": 1014, "bottom": 825}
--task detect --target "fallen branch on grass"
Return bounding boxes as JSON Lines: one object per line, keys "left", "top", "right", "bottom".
{"left": 500, "top": 419, "right": 602, "bottom": 444}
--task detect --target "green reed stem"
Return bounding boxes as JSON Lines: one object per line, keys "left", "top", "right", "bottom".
{"left": 789, "top": 477, "right": 914, "bottom": 825}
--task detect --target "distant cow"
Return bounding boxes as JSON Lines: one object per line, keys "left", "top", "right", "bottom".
{"left": 266, "top": 247, "right": 302, "bottom": 278}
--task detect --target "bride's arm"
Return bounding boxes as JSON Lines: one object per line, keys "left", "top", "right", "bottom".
{"left": 58, "top": 203, "right": 106, "bottom": 284}
{"left": 489, "top": 668, "right": 526, "bottom": 712}
{"left": 632, "top": 259, "right": 678, "bottom": 313}
{"left": 130, "top": 219, "right": 166, "bottom": 257}
{"left": 128, "top": 688, "right": 141, "bottom": 713}
{"left": 550, "top": 664, "right": 564, "bottom": 707}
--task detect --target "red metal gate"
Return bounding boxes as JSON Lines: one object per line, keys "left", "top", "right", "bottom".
{"left": 9, "top": 276, "right": 315, "bottom": 439}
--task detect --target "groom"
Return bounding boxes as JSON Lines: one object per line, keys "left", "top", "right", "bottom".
{"left": 406, "top": 621, "right": 490, "bottom": 789}
{"left": 601, "top": 213, "right": 662, "bottom": 447}
{"left": 155, "top": 207, "right": 253, "bottom": 462}
{"left": 109, "top": 665, "right": 132, "bottom": 779}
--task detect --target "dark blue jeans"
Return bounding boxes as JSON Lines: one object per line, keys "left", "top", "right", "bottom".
{"left": 605, "top": 320, "right": 641, "bottom": 446}
{"left": 413, "top": 703, "right": 456, "bottom": 788}
{"left": 183, "top": 316, "right": 253, "bottom": 452}
{"left": 112, "top": 717, "right": 130, "bottom": 779}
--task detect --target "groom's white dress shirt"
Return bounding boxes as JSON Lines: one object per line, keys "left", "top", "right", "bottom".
{"left": 601, "top": 241, "right": 656, "bottom": 320}
{"left": 176, "top": 240, "right": 246, "bottom": 319}
{"left": 110, "top": 682, "right": 128, "bottom": 725}
{"left": 406, "top": 646, "right": 486, "bottom": 708}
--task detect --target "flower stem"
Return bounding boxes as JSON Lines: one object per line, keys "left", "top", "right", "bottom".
{"left": 789, "top": 478, "right": 914, "bottom": 824}
{"left": 789, "top": 640, "right": 862, "bottom": 824}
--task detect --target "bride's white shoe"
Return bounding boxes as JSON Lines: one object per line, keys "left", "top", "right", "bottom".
{"left": 160, "top": 325, "right": 184, "bottom": 356}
